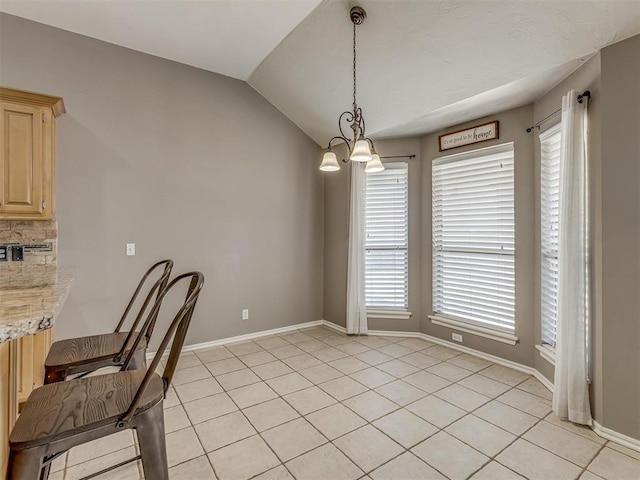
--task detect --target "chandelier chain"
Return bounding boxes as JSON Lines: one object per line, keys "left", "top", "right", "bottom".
{"left": 353, "top": 22, "right": 357, "bottom": 110}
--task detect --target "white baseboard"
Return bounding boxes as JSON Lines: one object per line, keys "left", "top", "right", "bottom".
{"left": 593, "top": 420, "right": 640, "bottom": 452}
{"left": 181, "top": 320, "right": 325, "bottom": 352}
{"left": 155, "top": 318, "right": 638, "bottom": 452}
{"left": 321, "top": 320, "right": 346, "bottom": 334}
{"left": 320, "top": 320, "right": 556, "bottom": 393}
{"left": 148, "top": 319, "right": 325, "bottom": 359}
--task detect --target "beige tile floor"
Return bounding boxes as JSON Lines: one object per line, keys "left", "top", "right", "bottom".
{"left": 49, "top": 326, "right": 640, "bottom": 480}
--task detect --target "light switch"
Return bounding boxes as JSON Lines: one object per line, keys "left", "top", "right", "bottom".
{"left": 126, "top": 243, "right": 136, "bottom": 256}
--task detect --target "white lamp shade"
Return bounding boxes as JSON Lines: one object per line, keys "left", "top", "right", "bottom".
{"left": 365, "top": 153, "right": 384, "bottom": 173}
{"left": 350, "top": 139, "right": 373, "bottom": 162}
{"left": 320, "top": 151, "right": 340, "bottom": 171}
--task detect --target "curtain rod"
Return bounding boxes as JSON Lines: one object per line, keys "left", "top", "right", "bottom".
{"left": 380, "top": 155, "right": 416, "bottom": 159}
{"left": 525, "top": 91, "right": 590, "bottom": 133}
{"left": 341, "top": 154, "right": 415, "bottom": 164}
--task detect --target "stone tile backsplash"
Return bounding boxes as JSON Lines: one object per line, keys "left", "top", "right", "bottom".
{"left": 0, "top": 220, "right": 57, "bottom": 265}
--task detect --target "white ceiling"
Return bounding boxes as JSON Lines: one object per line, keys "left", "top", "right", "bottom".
{"left": 2, "top": 0, "right": 639, "bottom": 144}
{"left": 0, "top": 0, "right": 322, "bottom": 80}
{"left": 250, "top": 0, "right": 640, "bottom": 143}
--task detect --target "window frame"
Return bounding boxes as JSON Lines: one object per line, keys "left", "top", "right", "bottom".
{"left": 539, "top": 123, "right": 562, "bottom": 351}
{"left": 430, "top": 142, "right": 518, "bottom": 344}
{"left": 364, "top": 161, "right": 410, "bottom": 317}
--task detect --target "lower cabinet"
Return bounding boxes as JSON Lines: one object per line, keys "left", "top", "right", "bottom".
{"left": 0, "top": 329, "right": 53, "bottom": 476}
{"left": 16, "top": 328, "right": 52, "bottom": 404}
{"left": 0, "top": 341, "right": 13, "bottom": 478}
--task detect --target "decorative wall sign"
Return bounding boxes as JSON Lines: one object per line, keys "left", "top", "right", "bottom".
{"left": 438, "top": 121, "right": 499, "bottom": 151}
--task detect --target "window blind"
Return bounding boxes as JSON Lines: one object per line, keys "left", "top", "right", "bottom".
{"left": 365, "top": 162, "right": 408, "bottom": 310}
{"left": 432, "top": 143, "right": 515, "bottom": 332}
{"left": 540, "top": 124, "right": 562, "bottom": 347}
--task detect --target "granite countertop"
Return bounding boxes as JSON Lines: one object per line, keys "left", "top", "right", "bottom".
{"left": 0, "top": 265, "right": 77, "bottom": 343}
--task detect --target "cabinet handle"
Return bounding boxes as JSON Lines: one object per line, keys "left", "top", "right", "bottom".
{"left": 42, "top": 201, "right": 46, "bottom": 210}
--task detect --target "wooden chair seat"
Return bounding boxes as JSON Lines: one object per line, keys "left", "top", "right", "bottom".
{"left": 45, "top": 331, "right": 146, "bottom": 369}
{"left": 10, "top": 369, "right": 163, "bottom": 450}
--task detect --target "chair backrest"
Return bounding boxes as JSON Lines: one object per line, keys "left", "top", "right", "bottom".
{"left": 119, "top": 271, "right": 204, "bottom": 425}
{"left": 114, "top": 260, "right": 174, "bottom": 361}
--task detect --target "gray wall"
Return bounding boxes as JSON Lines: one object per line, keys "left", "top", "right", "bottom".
{"left": 599, "top": 34, "right": 640, "bottom": 440}
{"left": 420, "top": 106, "right": 536, "bottom": 367}
{"left": 323, "top": 137, "right": 422, "bottom": 332}
{"left": 0, "top": 14, "right": 324, "bottom": 348}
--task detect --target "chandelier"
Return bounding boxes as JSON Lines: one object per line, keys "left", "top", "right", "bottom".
{"left": 319, "top": 6, "right": 384, "bottom": 173}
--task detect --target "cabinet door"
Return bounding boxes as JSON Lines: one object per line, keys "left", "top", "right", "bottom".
{"left": 0, "top": 101, "right": 44, "bottom": 217}
{"left": 16, "top": 335, "right": 34, "bottom": 404}
{"left": 0, "top": 341, "right": 15, "bottom": 479}
{"left": 32, "top": 328, "right": 53, "bottom": 389}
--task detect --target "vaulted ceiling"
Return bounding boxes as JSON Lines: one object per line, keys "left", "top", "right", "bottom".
{"left": 2, "top": 0, "right": 639, "bottom": 145}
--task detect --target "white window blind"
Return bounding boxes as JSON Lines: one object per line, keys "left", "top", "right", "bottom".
{"left": 432, "top": 143, "right": 515, "bottom": 333}
{"left": 365, "top": 162, "right": 408, "bottom": 310}
{"left": 540, "top": 124, "right": 561, "bottom": 347}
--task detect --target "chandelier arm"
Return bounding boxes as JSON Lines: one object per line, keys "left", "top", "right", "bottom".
{"left": 358, "top": 107, "right": 366, "bottom": 138}
{"left": 327, "top": 135, "right": 349, "bottom": 149}
{"left": 338, "top": 111, "right": 355, "bottom": 145}
{"left": 349, "top": 106, "right": 365, "bottom": 140}
{"left": 365, "top": 137, "right": 376, "bottom": 152}
{"left": 328, "top": 135, "right": 353, "bottom": 164}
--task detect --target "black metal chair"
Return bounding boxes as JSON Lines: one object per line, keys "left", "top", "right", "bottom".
{"left": 44, "top": 260, "right": 174, "bottom": 384}
{"left": 8, "top": 271, "right": 204, "bottom": 480}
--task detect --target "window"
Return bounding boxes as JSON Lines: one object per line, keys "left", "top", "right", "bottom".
{"left": 540, "top": 124, "right": 561, "bottom": 347}
{"left": 432, "top": 143, "right": 515, "bottom": 337}
{"left": 364, "top": 162, "right": 408, "bottom": 312}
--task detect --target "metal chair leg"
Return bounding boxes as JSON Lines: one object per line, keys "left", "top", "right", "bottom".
{"left": 8, "top": 447, "right": 46, "bottom": 480}
{"left": 39, "top": 460, "right": 51, "bottom": 480}
{"left": 136, "top": 402, "right": 168, "bottom": 480}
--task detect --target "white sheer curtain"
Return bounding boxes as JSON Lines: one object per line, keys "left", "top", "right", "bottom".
{"left": 552, "top": 90, "right": 592, "bottom": 425}
{"left": 346, "top": 161, "right": 368, "bottom": 335}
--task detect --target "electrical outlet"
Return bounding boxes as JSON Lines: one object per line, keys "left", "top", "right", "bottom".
{"left": 242, "top": 309, "right": 249, "bottom": 320}
{"left": 452, "top": 333, "right": 463, "bottom": 342}
{"left": 126, "top": 243, "right": 136, "bottom": 256}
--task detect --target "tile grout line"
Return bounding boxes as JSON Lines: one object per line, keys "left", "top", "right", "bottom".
{"left": 62, "top": 326, "right": 627, "bottom": 480}
{"left": 193, "top": 328, "right": 629, "bottom": 479}
{"left": 191, "top": 329, "right": 406, "bottom": 478}
{"left": 190, "top": 328, "right": 371, "bottom": 479}
{"left": 60, "top": 328, "right": 347, "bottom": 479}
{"left": 305, "top": 329, "right": 595, "bottom": 479}
{"left": 224, "top": 330, "right": 493, "bottom": 478}
{"left": 445, "top": 371, "right": 606, "bottom": 479}
{"left": 178, "top": 328, "right": 529, "bottom": 479}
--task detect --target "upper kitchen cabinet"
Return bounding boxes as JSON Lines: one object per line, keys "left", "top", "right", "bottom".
{"left": 0, "top": 87, "right": 65, "bottom": 220}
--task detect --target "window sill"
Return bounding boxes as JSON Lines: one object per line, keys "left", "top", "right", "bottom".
{"left": 367, "top": 309, "right": 412, "bottom": 320}
{"left": 536, "top": 344, "right": 556, "bottom": 365}
{"left": 429, "top": 315, "right": 519, "bottom": 345}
